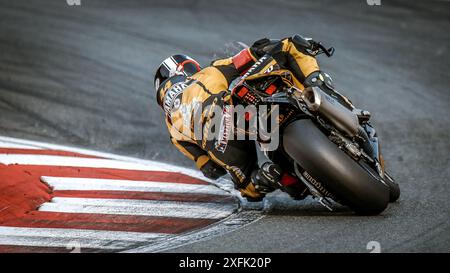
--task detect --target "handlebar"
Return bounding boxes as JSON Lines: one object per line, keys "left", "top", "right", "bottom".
{"left": 310, "top": 41, "right": 335, "bottom": 57}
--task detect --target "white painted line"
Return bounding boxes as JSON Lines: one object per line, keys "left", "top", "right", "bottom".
{"left": 0, "top": 136, "right": 234, "bottom": 194}
{"left": 0, "top": 136, "right": 211, "bottom": 183}
{"left": 0, "top": 141, "right": 42, "bottom": 150}
{"left": 0, "top": 154, "right": 167, "bottom": 171}
{"left": 0, "top": 136, "right": 236, "bottom": 196}
{"left": 0, "top": 226, "right": 167, "bottom": 242}
{"left": 125, "top": 211, "right": 263, "bottom": 253}
{"left": 0, "top": 136, "right": 259, "bottom": 252}
{"left": 0, "top": 235, "right": 151, "bottom": 250}
{"left": 39, "top": 197, "right": 237, "bottom": 219}
{"left": 41, "top": 176, "right": 228, "bottom": 195}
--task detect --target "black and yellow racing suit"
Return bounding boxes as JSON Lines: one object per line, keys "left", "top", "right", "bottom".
{"left": 157, "top": 35, "right": 326, "bottom": 200}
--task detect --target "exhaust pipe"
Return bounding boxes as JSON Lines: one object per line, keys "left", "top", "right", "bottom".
{"left": 302, "top": 87, "right": 359, "bottom": 137}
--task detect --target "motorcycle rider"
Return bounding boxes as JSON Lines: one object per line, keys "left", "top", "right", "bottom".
{"left": 154, "top": 35, "right": 336, "bottom": 201}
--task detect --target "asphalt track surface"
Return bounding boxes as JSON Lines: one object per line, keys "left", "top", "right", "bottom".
{"left": 0, "top": 0, "right": 449, "bottom": 252}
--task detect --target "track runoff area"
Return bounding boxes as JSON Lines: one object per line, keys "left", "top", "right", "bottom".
{"left": 0, "top": 136, "right": 262, "bottom": 253}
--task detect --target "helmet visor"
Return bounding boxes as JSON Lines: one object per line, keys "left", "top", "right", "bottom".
{"left": 179, "top": 60, "right": 201, "bottom": 76}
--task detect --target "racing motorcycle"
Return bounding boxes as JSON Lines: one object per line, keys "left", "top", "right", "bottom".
{"left": 229, "top": 41, "right": 400, "bottom": 215}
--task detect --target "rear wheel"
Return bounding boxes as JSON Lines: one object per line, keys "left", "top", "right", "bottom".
{"left": 282, "top": 119, "right": 390, "bottom": 215}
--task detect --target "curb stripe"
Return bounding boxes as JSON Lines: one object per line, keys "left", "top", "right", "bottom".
{"left": 125, "top": 211, "right": 263, "bottom": 253}
{"left": 0, "top": 136, "right": 214, "bottom": 182}
{"left": 0, "top": 136, "right": 252, "bottom": 253}
{"left": 0, "top": 235, "right": 144, "bottom": 250}
{"left": 0, "top": 245, "right": 106, "bottom": 253}
{"left": 0, "top": 226, "right": 168, "bottom": 242}
{"left": 2, "top": 165, "right": 208, "bottom": 185}
{"left": 41, "top": 176, "right": 227, "bottom": 195}
{"left": 0, "top": 154, "right": 167, "bottom": 171}
{"left": 1, "top": 212, "right": 217, "bottom": 233}
{"left": 52, "top": 190, "right": 235, "bottom": 203}
{"left": 39, "top": 197, "right": 237, "bottom": 219}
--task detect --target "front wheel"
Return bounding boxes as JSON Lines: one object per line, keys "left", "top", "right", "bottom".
{"left": 282, "top": 119, "right": 390, "bottom": 215}
{"left": 385, "top": 173, "right": 400, "bottom": 202}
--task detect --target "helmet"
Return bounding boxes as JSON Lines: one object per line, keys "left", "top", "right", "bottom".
{"left": 154, "top": 54, "right": 201, "bottom": 106}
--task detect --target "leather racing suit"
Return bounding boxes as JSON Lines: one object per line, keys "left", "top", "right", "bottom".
{"left": 157, "top": 35, "right": 331, "bottom": 200}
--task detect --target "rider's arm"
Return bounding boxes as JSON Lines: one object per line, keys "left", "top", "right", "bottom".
{"left": 210, "top": 48, "right": 257, "bottom": 87}
{"left": 249, "top": 35, "right": 320, "bottom": 86}
{"left": 171, "top": 137, "right": 227, "bottom": 179}
{"left": 166, "top": 119, "right": 226, "bottom": 178}
{"left": 170, "top": 137, "right": 211, "bottom": 169}
{"left": 165, "top": 118, "right": 210, "bottom": 169}
{"left": 211, "top": 35, "right": 321, "bottom": 89}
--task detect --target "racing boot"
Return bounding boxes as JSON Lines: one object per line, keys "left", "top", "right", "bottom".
{"left": 239, "top": 162, "right": 281, "bottom": 202}
{"left": 251, "top": 162, "right": 283, "bottom": 194}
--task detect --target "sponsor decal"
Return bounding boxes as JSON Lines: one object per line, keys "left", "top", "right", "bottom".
{"left": 215, "top": 105, "right": 233, "bottom": 153}
{"left": 241, "top": 55, "right": 268, "bottom": 80}
{"left": 263, "top": 65, "right": 274, "bottom": 74}
{"left": 163, "top": 82, "right": 188, "bottom": 115}
{"left": 303, "top": 171, "right": 335, "bottom": 198}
